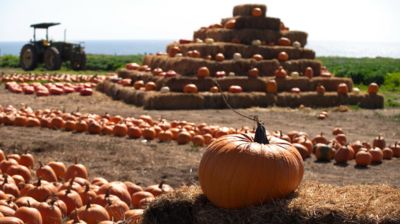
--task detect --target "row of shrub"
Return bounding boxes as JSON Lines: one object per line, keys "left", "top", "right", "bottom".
{"left": 318, "top": 57, "right": 400, "bottom": 85}
{"left": 0, "top": 54, "right": 144, "bottom": 71}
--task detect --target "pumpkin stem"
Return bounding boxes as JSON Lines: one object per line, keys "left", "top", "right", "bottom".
{"left": 254, "top": 121, "right": 269, "bottom": 144}
{"left": 158, "top": 180, "right": 165, "bottom": 189}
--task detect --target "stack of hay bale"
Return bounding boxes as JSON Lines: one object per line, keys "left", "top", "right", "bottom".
{"left": 98, "top": 4, "right": 383, "bottom": 109}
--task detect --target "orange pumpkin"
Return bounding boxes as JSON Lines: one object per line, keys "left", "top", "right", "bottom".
{"left": 266, "top": 80, "right": 277, "bottom": 94}
{"left": 183, "top": 84, "right": 198, "bottom": 93}
{"left": 158, "top": 130, "right": 173, "bottom": 142}
{"left": 372, "top": 135, "right": 385, "bottom": 149}
{"left": 215, "top": 53, "right": 225, "bottom": 62}
{"left": 390, "top": 142, "right": 400, "bottom": 157}
{"left": 274, "top": 66, "right": 287, "bottom": 79}
{"left": 224, "top": 19, "right": 236, "bottom": 29}
{"left": 209, "top": 86, "right": 219, "bottom": 93}
{"left": 142, "top": 127, "right": 156, "bottom": 140}
{"left": 368, "top": 82, "right": 379, "bottom": 95}
{"left": 144, "top": 82, "right": 156, "bottom": 91}
{"left": 76, "top": 203, "right": 110, "bottom": 224}
{"left": 113, "top": 123, "right": 128, "bottom": 137}
{"left": 251, "top": 7, "right": 262, "bottom": 16}
{"left": 355, "top": 151, "right": 372, "bottom": 167}
{"left": 277, "top": 52, "right": 289, "bottom": 61}
{"left": 337, "top": 83, "right": 349, "bottom": 95}
{"left": 192, "top": 135, "right": 205, "bottom": 147}
{"left": 278, "top": 37, "right": 291, "bottom": 46}
{"left": 14, "top": 206, "right": 42, "bottom": 224}
{"left": 199, "top": 122, "right": 303, "bottom": 208}
{"left": 228, "top": 85, "right": 242, "bottom": 93}
{"left": 382, "top": 147, "right": 393, "bottom": 160}
{"left": 304, "top": 67, "right": 314, "bottom": 79}
{"left": 369, "top": 147, "right": 383, "bottom": 164}
{"left": 127, "top": 126, "right": 142, "bottom": 139}
{"left": 197, "top": 67, "right": 210, "bottom": 78}
{"left": 252, "top": 54, "right": 263, "bottom": 61}
{"left": 177, "top": 131, "right": 192, "bottom": 145}
{"left": 248, "top": 68, "right": 259, "bottom": 78}
{"left": 316, "top": 84, "right": 326, "bottom": 95}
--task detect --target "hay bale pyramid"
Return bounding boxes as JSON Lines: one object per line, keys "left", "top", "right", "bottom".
{"left": 98, "top": 4, "right": 384, "bottom": 109}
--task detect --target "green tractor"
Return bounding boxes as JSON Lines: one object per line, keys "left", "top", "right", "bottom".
{"left": 20, "top": 22, "right": 86, "bottom": 71}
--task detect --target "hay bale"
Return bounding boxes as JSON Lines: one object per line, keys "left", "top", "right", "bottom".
{"left": 282, "top": 59, "right": 322, "bottom": 76}
{"left": 233, "top": 4, "right": 267, "bottom": 17}
{"left": 275, "top": 77, "right": 311, "bottom": 92}
{"left": 359, "top": 94, "right": 384, "bottom": 109}
{"left": 144, "top": 92, "right": 205, "bottom": 110}
{"left": 143, "top": 55, "right": 280, "bottom": 77}
{"left": 221, "top": 92, "right": 269, "bottom": 108}
{"left": 281, "top": 30, "right": 308, "bottom": 47}
{"left": 117, "top": 69, "right": 159, "bottom": 83}
{"left": 142, "top": 182, "right": 400, "bottom": 224}
{"left": 299, "top": 92, "right": 339, "bottom": 107}
{"left": 221, "top": 16, "right": 280, "bottom": 30}
{"left": 310, "top": 77, "right": 353, "bottom": 92}
{"left": 193, "top": 28, "right": 281, "bottom": 45}
{"left": 167, "top": 43, "right": 315, "bottom": 60}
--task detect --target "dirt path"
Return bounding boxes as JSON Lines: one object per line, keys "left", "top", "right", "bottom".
{"left": 0, "top": 84, "right": 400, "bottom": 187}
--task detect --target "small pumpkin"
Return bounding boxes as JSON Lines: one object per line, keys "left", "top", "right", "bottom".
{"left": 277, "top": 52, "right": 289, "bottom": 61}
{"left": 144, "top": 82, "right": 156, "bottom": 91}
{"left": 337, "top": 83, "right": 349, "bottom": 95}
{"left": 372, "top": 135, "right": 385, "bottom": 149}
{"left": 266, "top": 80, "right": 277, "bottom": 94}
{"left": 183, "top": 84, "right": 198, "bottom": 93}
{"left": 251, "top": 7, "right": 262, "bottom": 17}
{"left": 215, "top": 53, "right": 225, "bottom": 62}
{"left": 369, "top": 147, "right": 383, "bottom": 164}
{"left": 368, "top": 82, "right": 379, "bottom": 95}
{"left": 274, "top": 66, "right": 287, "bottom": 79}
{"left": 390, "top": 142, "right": 400, "bottom": 157}
{"left": 209, "top": 86, "right": 219, "bottom": 93}
{"left": 248, "top": 68, "right": 259, "bottom": 78}
{"left": 228, "top": 85, "right": 242, "bottom": 93}
{"left": 316, "top": 84, "right": 326, "bottom": 96}
{"left": 314, "top": 143, "right": 334, "bottom": 161}
{"left": 304, "top": 67, "right": 313, "bottom": 79}
{"left": 382, "top": 147, "right": 393, "bottom": 160}
{"left": 355, "top": 150, "right": 372, "bottom": 167}
{"left": 197, "top": 67, "right": 210, "bottom": 78}
{"left": 252, "top": 54, "right": 263, "bottom": 61}
{"left": 278, "top": 37, "right": 291, "bottom": 46}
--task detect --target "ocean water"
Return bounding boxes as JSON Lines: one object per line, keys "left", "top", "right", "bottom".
{"left": 0, "top": 40, "right": 399, "bottom": 58}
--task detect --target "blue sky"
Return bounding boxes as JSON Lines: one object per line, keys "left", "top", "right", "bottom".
{"left": 0, "top": 0, "right": 399, "bottom": 42}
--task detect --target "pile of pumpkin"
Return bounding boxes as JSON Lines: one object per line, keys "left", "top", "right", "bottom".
{"left": 4, "top": 82, "right": 95, "bottom": 96}
{"left": 287, "top": 128, "right": 400, "bottom": 167}
{"left": 0, "top": 104, "right": 248, "bottom": 147}
{"left": 0, "top": 73, "right": 106, "bottom": 84}
{"left": 123, "top": 63, "right": 379, "bottom": 96}
{"left": 0, "top": 150, "right": 173, "bottom": 223}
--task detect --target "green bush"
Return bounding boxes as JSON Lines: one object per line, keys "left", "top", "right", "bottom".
{"left": 0, "top": 54, "right": 144, "bottom": 71}
{"left": 318, "top": 57, "right": 400, "bottom": 85}
{"left": 0, "top": 55, "right": 19, "bottom": 68}
{"left": 383, "top": 72, "right": 400, "bottom": 92}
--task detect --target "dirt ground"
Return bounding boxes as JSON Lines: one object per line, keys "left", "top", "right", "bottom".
{"left": 0, "top": 83, "right": 400, "bottom": 188}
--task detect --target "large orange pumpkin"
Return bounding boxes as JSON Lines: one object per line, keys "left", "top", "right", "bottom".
{"left": 368, "top": 82, "right": 379, "bottom": 95}
{"left": 198, "top": 122, "right": 303, "bottom": 208}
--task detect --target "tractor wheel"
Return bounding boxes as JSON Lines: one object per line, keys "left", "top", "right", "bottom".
{"left": 44, "top": 47, "right": 62, "bottom": 70}
{"left": 71, "top": 52, "right": 86, "bottom": 70}
{"left": 19, "top": 44, "right": 38, "bottom": 71}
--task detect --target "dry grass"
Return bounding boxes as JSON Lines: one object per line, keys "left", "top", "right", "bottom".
{"left": 142, "top": 182, "right": 400, "bottom": 224}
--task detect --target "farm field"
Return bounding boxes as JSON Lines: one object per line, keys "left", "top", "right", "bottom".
{"left": 1, "top": 82, "right": 399, "bottom": 188}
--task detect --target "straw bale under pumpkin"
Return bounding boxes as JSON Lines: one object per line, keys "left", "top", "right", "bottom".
{"left": 142, "top": 182, "right": 400, "bottom": 224}
{"left": 220, "top": 16, "right": 280, "bottom": 30}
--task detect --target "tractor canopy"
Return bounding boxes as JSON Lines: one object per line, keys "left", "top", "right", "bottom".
{"left": 30, "top": 22, "right": 60, "bottom": 29}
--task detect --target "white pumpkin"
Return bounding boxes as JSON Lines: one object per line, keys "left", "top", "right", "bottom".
{"left": 228, "top": 72, "right": 236, "bottom": 76}
{"left": 293, "top": 41, "right": 301, "bottom": 48}
{"left": 233, "top": 53, "right": 242, "bottom": 61}
{"left": 251, "top": 40, "right": 262, "bottom": 46}
{"left": 205, "top": 38, "right": 214, "bottom": 44}
{"left": 160, "top": 86, "right": 170, "bottom": 93}
{"left": 352, "top": 87, "right": 360, "bottom": 95}
{"left": 290, "top": 72, "right": 299, "bottom": 78}
{"left": 195, "top": 38, "right": 204, "bottom": 43}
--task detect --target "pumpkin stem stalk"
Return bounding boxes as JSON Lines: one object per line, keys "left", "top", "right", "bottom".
{"left": 254, "top": 121, "right": 269, "bottom": 144}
